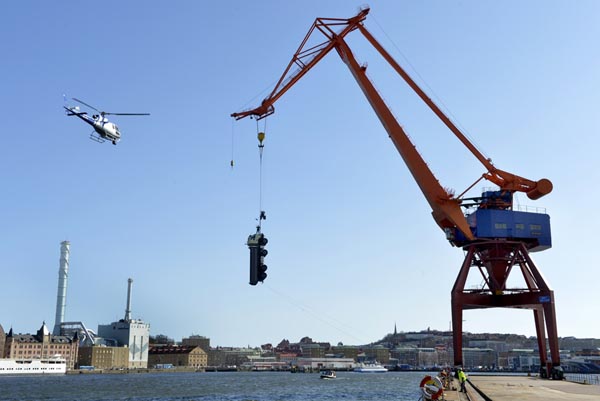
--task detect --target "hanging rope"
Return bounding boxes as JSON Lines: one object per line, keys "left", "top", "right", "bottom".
{"left": 264, "top": 284, "right": 369, "bottom": 344}
{"left": 230, "top": 119, "right": 236, "bottom": 168}
{"left": 256, "top": 118, "right": 267, "bottom": 231}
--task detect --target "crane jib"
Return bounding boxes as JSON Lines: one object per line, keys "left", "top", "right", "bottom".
{"left": 231, "top": 7, "right": 552, "bottom": 249}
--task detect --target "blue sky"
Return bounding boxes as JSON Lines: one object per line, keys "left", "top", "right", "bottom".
{"left": 1, "top": 1, "right": 599, "bottom": 347}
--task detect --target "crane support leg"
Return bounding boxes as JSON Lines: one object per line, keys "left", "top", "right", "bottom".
{"left": 451, "top": 247, "right": 476, "bottom": 366}
{"left": 534, "top": 307, "right": 548, "bottom": 367}
{"left": 450, "top": 241, "right": 560, "bottom": 376}
{"left": 451, "top": 298, "right": 464, "bottom": 366}
{"left": 542, "top": 300, "right": 560, "bottom": 377}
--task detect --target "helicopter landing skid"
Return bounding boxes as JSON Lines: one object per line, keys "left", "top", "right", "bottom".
{"left": 89, "top": 131, "right": 106, "bottom": 143}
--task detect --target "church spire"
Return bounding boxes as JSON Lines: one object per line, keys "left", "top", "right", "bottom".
{"left": 394, "top": 322, "right": 397, "bottom": 336}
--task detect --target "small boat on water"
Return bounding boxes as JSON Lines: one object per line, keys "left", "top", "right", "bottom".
{"left": 0, "top": 356, "right": 66, "bottom": 375}
{"left": 353, "top": 362, "right": 388, "bottom": 373}
{"left": 320, "top": 370, "right": 336, "bottom": 379}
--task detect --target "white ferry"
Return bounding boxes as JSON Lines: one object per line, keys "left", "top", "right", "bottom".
{"left": 353, "top": 362, "right": 388, "bottom": 373}
{"left": 0, "top": 356, "right": 67, "bottom": 375}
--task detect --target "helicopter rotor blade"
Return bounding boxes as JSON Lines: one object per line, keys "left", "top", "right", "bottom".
{"left": 72, "top": 98, "right": 100, "bottom": 113}
{"left": 103, "top": 112, "right": 150, "bottom": 116}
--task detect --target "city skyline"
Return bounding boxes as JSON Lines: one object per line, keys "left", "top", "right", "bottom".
{"left": 2, "top": 1, "right": 599, "bottom": 347}
{"left": 4, "top": 316, "right": 600, "bottom": 351}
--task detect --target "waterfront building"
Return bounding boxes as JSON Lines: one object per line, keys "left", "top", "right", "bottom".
{"left": 416, "top": 348, "right": 438, "bottom": 368}
{"left": 275, "top": 339, "right": 291, "bottom": 352}
{"left": 391, "top": 346, "right": 418, "bottom": 367}
{"left": 404, "top": 332, "right": 434, "bottom": 341}
{"left": 78, "top": 345, "right": 129, "bottom": 370}
{"left": 331, "top": 345, "right": 360, "bottom": 360}
{"left": 239, "top": 355, "right": 289, "bottom": 371}
{"left": 575, "top": 349, "right": 600, "bottom": 357}
{"left": 437, "top": 348, "right": 453, "bottom": 367}
{"left": 506, "top": 349, "right": 540, "bottom": 371}
{"left": 181, "top": 335, "right": 210, "bottom": 352}
{"left": 241, "top": 360, "right": 290, "bottom": 371}
{"left": 3, "top": 322, "right": 79, "bottom": 370}
{"left": 469, "top": 340, "right": 508, "bottom": 352}
{"left": 392, "top": 346, "right": 444, "bottom": 369}
{"left": 207, "top": 347, "right": 261, "bottom": 368}
{"left": 96, "top": 278, "right": 150, "bottom": 368}
{"left": 240, "top": 355, "right": 290, "bottom": 371}
{"left": 462, "top": 348, "right": 496, "bottom": 369}
{"left": 97, "top": 319, "right": 150, "bottom": 368}
{"left": 418, "top": 337, "right": 439, "bottom": 348}
{"left": 277, "top": 352, "right": 299, "bottom": 365}
{"left": 300, "top": 343, "right": 325, "bottom": 358}
{"left": 364, "top": 345, "right": 391, "bottom": 364}
{"left": 560, "top": 337, "right": 600, "bottom": 351}
{"left": 148, "top": 345, "right": 207, "bottom": 369}
{"left": 296, "top": 357, "right": 355, "bottom": 370}
{"left": 497, "top": 351, "right": 509, "bottom": 369}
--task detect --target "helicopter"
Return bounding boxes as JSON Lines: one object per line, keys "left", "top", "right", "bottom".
{"left": 64, "top": 98, "right": 149, "bottom": 145}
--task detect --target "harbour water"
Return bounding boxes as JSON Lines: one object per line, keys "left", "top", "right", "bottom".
{"left": 0, "top": 371, "right": 429, "bottom": 401}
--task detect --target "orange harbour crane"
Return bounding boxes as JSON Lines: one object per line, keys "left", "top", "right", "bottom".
{"left": 232, "top": 7, "right": 561, "bottom": 378}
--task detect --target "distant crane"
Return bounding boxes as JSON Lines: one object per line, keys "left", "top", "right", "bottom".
{"left": 232, "top": 7, "right": 561, "bottom": 378}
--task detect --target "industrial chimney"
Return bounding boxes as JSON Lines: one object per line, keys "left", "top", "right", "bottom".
{"left": 124, "top": 278, "right": 133, "bottom": 322}
{"left": 53, "top": 241, "right": 70, "bottom": 335}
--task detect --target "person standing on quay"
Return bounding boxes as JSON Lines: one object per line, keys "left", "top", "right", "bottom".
{"left": 458, "top": 368, "right": 468, "bottom": 393}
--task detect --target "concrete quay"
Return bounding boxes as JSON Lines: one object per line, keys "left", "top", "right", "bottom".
{"left": 466, "top": 375, "right": 600, "bottom": 401}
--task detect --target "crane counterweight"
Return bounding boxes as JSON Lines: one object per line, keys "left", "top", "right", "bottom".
{"left": 527, "top": 178, "right": 553, "bottom": 200}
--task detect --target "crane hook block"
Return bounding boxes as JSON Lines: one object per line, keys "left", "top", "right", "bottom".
{"left": 526, "top": 178, "right": 553, "bottom": 200}
{"left": 257, "top": 132, "right": 265, "bottom": 144}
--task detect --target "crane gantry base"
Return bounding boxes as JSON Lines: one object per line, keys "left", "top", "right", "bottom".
{"left": 451, "top": 240, "right": 560, "bottom": 378}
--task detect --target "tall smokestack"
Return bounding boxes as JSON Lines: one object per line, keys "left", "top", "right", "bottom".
{"left": 124, "top": 278, "right": 133, "bottom": 322}
{"left": 53, "top": 241, "right": 70, "bottom": 335}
